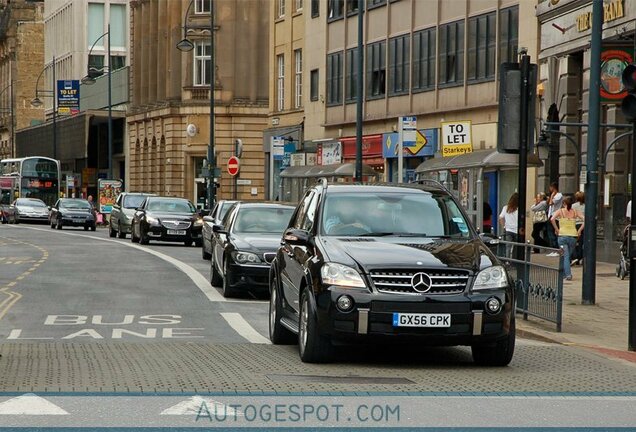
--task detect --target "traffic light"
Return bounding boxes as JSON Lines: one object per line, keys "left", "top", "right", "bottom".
{"left": 621, "top": 64, "right": 636, "bottom": 122}
{"left": 497, "top": 62, "right": 537, "bottom": 153}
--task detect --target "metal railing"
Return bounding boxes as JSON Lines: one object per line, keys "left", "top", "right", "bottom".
{"left": 487, "top": 238, "right": 564, "bottom": 332}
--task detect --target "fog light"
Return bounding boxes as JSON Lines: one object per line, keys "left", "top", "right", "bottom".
{"left": 336, "top": 295, "right": 354, "bottom": 312}
{"left": 486, "top": 297, "right": 501, "bottom": 314}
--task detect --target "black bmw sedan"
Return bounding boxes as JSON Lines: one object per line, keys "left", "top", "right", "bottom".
{"left": 210, "top": 202, "right": 295, "bottom": 298}
{"left": 49, "top": 198, "right": 97, "bottom": 231}
{"left": 130, "top": 196, "right": 203, "bottom": 246}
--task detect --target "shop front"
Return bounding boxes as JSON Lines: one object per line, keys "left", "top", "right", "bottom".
{"left": 383, "top": 128, "right": 438, "bottom": 183}
{"left": 339, "top": 135, "right": 385, "bottom": 181}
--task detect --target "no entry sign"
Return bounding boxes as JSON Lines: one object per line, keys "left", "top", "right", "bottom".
{"left": 227, "top": 156, "right": 240, "bottom": 176}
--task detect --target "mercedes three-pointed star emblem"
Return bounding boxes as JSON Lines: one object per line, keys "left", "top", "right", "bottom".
{"left": 411, "top": 272, "right": 432, "bottom": 293}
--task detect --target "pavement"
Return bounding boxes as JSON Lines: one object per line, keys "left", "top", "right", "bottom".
{"left": 515, "top": 257, "right": 636, "bottom": 362}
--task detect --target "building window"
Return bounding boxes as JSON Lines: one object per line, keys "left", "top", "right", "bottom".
{"left": 499, "top": 6, "right": 519, "bottom": 64}
{"left": 110, "top": 55, "right": 126, "bottom": 71}
{"left": 326, "top": 52, "right": 343, "bottom": 105}
{"left": 109, "top": 4, "right": 126, "bottom": 49}
{"left": 366, "top": 41, "right": 386, "bottom": 98}
{"left": 194, "top": 0, "right": 211, "bottom": 14}
{"left": 389, "top": 34, "right": 409, "bottom": 95}
{"left": 347, "top": 0, "right": 359, "bottom": 14}
{"left": 328, "top": 0, "right": 344, "bottom": 20}
{"left": 413, "top": 28, "right": 436, "bottom": 91}
{"left": 295, "top": 0, "right": 303, "bottom": 12}
{"left": 467, "top": 12, "right": 496, "bottom": 82}
{"left": 345, "top": 48, "right": 359, "bottom": 102}
{"left": 277, "top": 0, "right": 285, "bottom": 18}
{"left": 439, "top": 20, "right": 464, "bottom": 86}
{"left": 277, "top": 54, "right": 285, "bottom": 111}
{"left": 194, "top": 42, "right": 211, "bottom": 86}
{"left": 88, "top": 54, "right": 104, "bottom": 77}
{"left": 87, "top": 3, "right": 105, "bottom": 48}
{"left": 367, "top": 0, "right": 386, "bottom": 8}
{"left": 310, "top": 69, "right": 319, "bottom": 101}
{"left": 311, "top": 0, "right": 319, "bottom": 17}
{"left": 294, "top": 49, "right": 303, "bottom": 108}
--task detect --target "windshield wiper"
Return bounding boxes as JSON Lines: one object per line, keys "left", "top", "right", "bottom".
{"left": 358, "top": 232, "right": 423, "bottom": 237}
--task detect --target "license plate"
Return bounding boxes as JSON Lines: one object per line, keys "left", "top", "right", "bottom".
{"left": 392, "top": 313, "right": 451, "bottom": 328}
{"left": 167, "top": 229, "right": 186, "bottom": 235}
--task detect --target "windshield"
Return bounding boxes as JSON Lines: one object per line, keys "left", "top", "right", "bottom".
{"left": 146, "top": 199, "right": 195, "bottom": 213}
{"left": 123, "top": 195, "right": 147, "bottom": 209}
{"left": 16, "top": 199, "right": 47, "bottom": 207}
{"left": 321, "top": 192, "right": 471, "bottom": 238}
{"left": 233, "top": 207, "right": 294, "bottom": 234}
{"left": 218, "top": 201, "right": 236, "bottom": 220}
{"left": 60, "top": 200, "right": 91, "bottom": 210}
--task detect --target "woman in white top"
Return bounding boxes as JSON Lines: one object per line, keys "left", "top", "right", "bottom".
{"left": 551, "top": 196, "right": 584, "bottom": 281}
{"left": 499, "top": 193, "right": 519, "bottom": 257}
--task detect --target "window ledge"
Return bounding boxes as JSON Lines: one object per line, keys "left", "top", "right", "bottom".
{"left": 366, "top": 94, "right": 386, "bottom": 101}
{"left": 292, "top": 10, "right": 303, "bottom": 17}
{"left": 367, "top": 1, "right": 387, "bottom": 11}
{"left": 467, "top": 77, "right": 496, "bottom": 85}
{"left": 438, "top": 82, "right": 464, "bottom": 90}
{"left": 412, "top": 87, "right": 435, "bottom": 94}
{"left": 275, "top": 16, "right": 285, "bottom": 23}
{"left": 327, "top": 15, "right": 344, "bottom": 24}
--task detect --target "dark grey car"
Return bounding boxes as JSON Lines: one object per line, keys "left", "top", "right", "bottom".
{"left": 109, "top": 193, "right": 155, "bottom": 239}
{"left": 201, "top": 200, "right": 238, "bottom": 260}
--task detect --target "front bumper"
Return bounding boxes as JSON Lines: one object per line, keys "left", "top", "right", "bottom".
{"left": 315, "top": 287, "right": 514, "bottom": 345}
{"left": 146, "top": 224, "right": 202, "bottom": 242}
{"left": 61, "top": 217, "right": 94, "bottom": 227}
{"left": 226, "top": 262, "right": 270, "bottom": 291}
{"left": 17, "top": 214, "right": 49, "bottom": 222}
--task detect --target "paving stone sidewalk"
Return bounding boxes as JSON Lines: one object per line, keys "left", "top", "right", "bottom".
{"left": 516, "top": 259, "right": 633, "bottom": 357}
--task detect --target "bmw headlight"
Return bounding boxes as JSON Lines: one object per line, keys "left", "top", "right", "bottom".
{"left": 473, "top": 266, "right": 508, "bottom": 290}
{"left": 193, "top": 218, "right": 203, "bottom": 227}
{"left": 321, "top": 263, "right": 366, "bottom": 288}
{"left": 232, "top": 251, "right": 261, "bottom": 264}
{"left": 146, "top": 216, "right": 159, "bottom": 225}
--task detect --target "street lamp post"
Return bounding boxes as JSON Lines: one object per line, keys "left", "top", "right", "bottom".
{"left": 81, "top": 25, "right": 113, "bottom": 179}
{"left": 30, "top": 56, "right": 57, "bottom": 160}
{"left": 177, "top": 0, "right": 216, "bottom": 210}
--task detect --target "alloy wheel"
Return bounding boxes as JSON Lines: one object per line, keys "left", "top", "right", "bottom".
{"left": 299, "top": 296, "right": 309, "bottom": 354}
{"left": 269, "top": 286, "right": 277, "bottom": 335}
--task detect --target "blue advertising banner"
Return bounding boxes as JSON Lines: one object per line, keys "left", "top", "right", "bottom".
{"left": 57, "top": 80, "right": 80, "bottom": 115}
{"left": 383, "top": 128, "right": 437, "bottom": 158}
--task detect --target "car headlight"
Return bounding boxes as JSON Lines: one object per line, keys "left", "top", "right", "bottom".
{"left": 473, "top": 266, "right": 508, "bottom": 290}
{"left": 232, "top": 251, "right": 261, "bottom": 264}
{"left": 146, "top": 216, "right": 159, "bottom": 225}
{"left": 193, "top": 218, "right": 203, "bottom": 227}
{"left": 321, "top": 263, "right": 366, "bottom": 288}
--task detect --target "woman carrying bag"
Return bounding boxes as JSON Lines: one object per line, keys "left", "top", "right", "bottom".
{"left": 550, "top": 196, "right": 584, "bottom": 281}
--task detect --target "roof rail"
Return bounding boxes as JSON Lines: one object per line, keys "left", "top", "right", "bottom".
{"left": 316, "top": 177, "right": 328, "bottom": 189}
{"left": 412, "top": 178, "right": 451, "bottom": 193}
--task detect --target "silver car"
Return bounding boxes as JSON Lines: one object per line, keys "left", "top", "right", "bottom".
{"left": 14, "top": 198, "right": 49, "bottom": 223}
{"left": 109, "top": 192, "right": 155, "bottom": 238}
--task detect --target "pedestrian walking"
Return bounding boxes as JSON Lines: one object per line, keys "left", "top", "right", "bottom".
{"left": 546, "top": 182, "right": 563, "bottom": 254}
{"left": 499, "top": 193, "right": 519, "bottom": 257}
{"left": 571, "top": 191, "right": 585, "bottom": 265}
{"left": 530, "top": 192, "right": 549, "bottom": 253}
{"left": 550, "top": 196, "right": 584, "bottom": 281}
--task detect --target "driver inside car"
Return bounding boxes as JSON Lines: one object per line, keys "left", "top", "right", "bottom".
{"left": 324, "top": 199, "right": 369, "bottom": 235}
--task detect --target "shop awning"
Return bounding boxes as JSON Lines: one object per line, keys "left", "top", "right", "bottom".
{"left": 415, "top": 149, "right": 543, "bottom": 174}
{"left": 280, "top": 162, "right": 378, "bottom": 178}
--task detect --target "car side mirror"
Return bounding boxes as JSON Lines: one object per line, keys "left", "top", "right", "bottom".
{"left": 203, "top": 215, "right": 214, "bottom": 223}
{"left": 212, "top": 224, "right": 226, "bottom": 234}
{"left": 283, "top": 228, "right": 310, "bottom": 245}
{"left": 48, "top": 206, "right": 51, "bottom": 211}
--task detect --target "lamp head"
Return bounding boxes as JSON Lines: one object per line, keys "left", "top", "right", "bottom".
{"left": 177, "top": 38, "right": 195, "bottom": 52}
{"left": 81, "top": 75, "right": 97, "bottom": 85}
{"left": 30, "top": 97, "right": 43, "bottom": 107}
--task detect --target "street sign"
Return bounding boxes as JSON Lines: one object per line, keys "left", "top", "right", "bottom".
{"left": 236, "top": 179, "right": 252, "bottom": 185}
{"left": 441, "top": 121, "right": 473, "bottom": 157}
{"left": 227, "top": 156, "right": 240, "bottom": 176}
{"left": 57, "top": 80, "right": 80, "bottom": 116}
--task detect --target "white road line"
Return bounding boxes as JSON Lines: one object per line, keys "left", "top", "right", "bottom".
{"left": 9, "top": 226, "right": 230, "bottom": 302}
{"left": 220, "top": 312, "right": 271, "bottom": 344}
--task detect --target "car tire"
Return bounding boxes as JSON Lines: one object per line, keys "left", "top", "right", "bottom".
{"left": 298, "top": 289, "right": 333, "bottom": 363}
{"left": 221, "top": 258, "right": 238, "bottom": 298}
{"left": 210, "top": 255, "right": 223, "bottom": 286}
{"left": 91, "top": 224, "right": 96, "bottom": 232}
{"left": 184, "top": 240, "right": 194, "bottom": 247}
{"left": 269, "top": 273, "right": 295, "bottom": 345}
{"left": 109, "top": 222, "right": 117, "bottom": 237}
{"left": 202, "top": 243, "right": 212, "bottom": 260}
{"left": 118, "top": 226, "right": 126, "bottom": 239}
{"left": 131, "top": 223, "right": 140, "bottom": 243}
{"left": 471, "top": 316, "right": 516, "bottom": 367}
{"left": 139, "top": 226, "right": 149, "bottom": 245}
{"left": 84, "top": 226, "right": 89, "bottom": 231}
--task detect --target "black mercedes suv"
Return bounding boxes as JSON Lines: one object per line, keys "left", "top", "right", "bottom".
{"left": 269, "top": 182, "right": 515, "bottom": 365}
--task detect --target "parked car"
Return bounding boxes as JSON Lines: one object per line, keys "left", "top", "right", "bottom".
{"left": 49, "top": 198, "right": 97, "bottom": 231}
{"left": 210, "top": 202, "right": 295, "bottom": 298}
{"left": 13, "top": 198, "right": 49, "bottom": 223}
{"left": 269, "top": 182, "right": 515, "bottom": 365}
{"left": 109, "top": 192, "right": 156, "bottom": 239}
{"left": 202, "top": 200, "right": 238, "bottom": 260}
{"left": 0, "top": 192, "right": 17, "bottom": 224}
{"left": 130, "top": 196, "right": 203, "bottom": 246}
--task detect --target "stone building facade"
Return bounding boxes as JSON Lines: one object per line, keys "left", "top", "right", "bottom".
{"left": 127, "top": 0, "right": 269, "bottom": 206}
{"left": 0, "top": 0, "right": 45, "bottom": 160}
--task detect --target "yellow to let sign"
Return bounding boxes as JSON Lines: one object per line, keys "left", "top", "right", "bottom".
{"left": 441, "top": 121, "right": 473, "bottom": 157}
